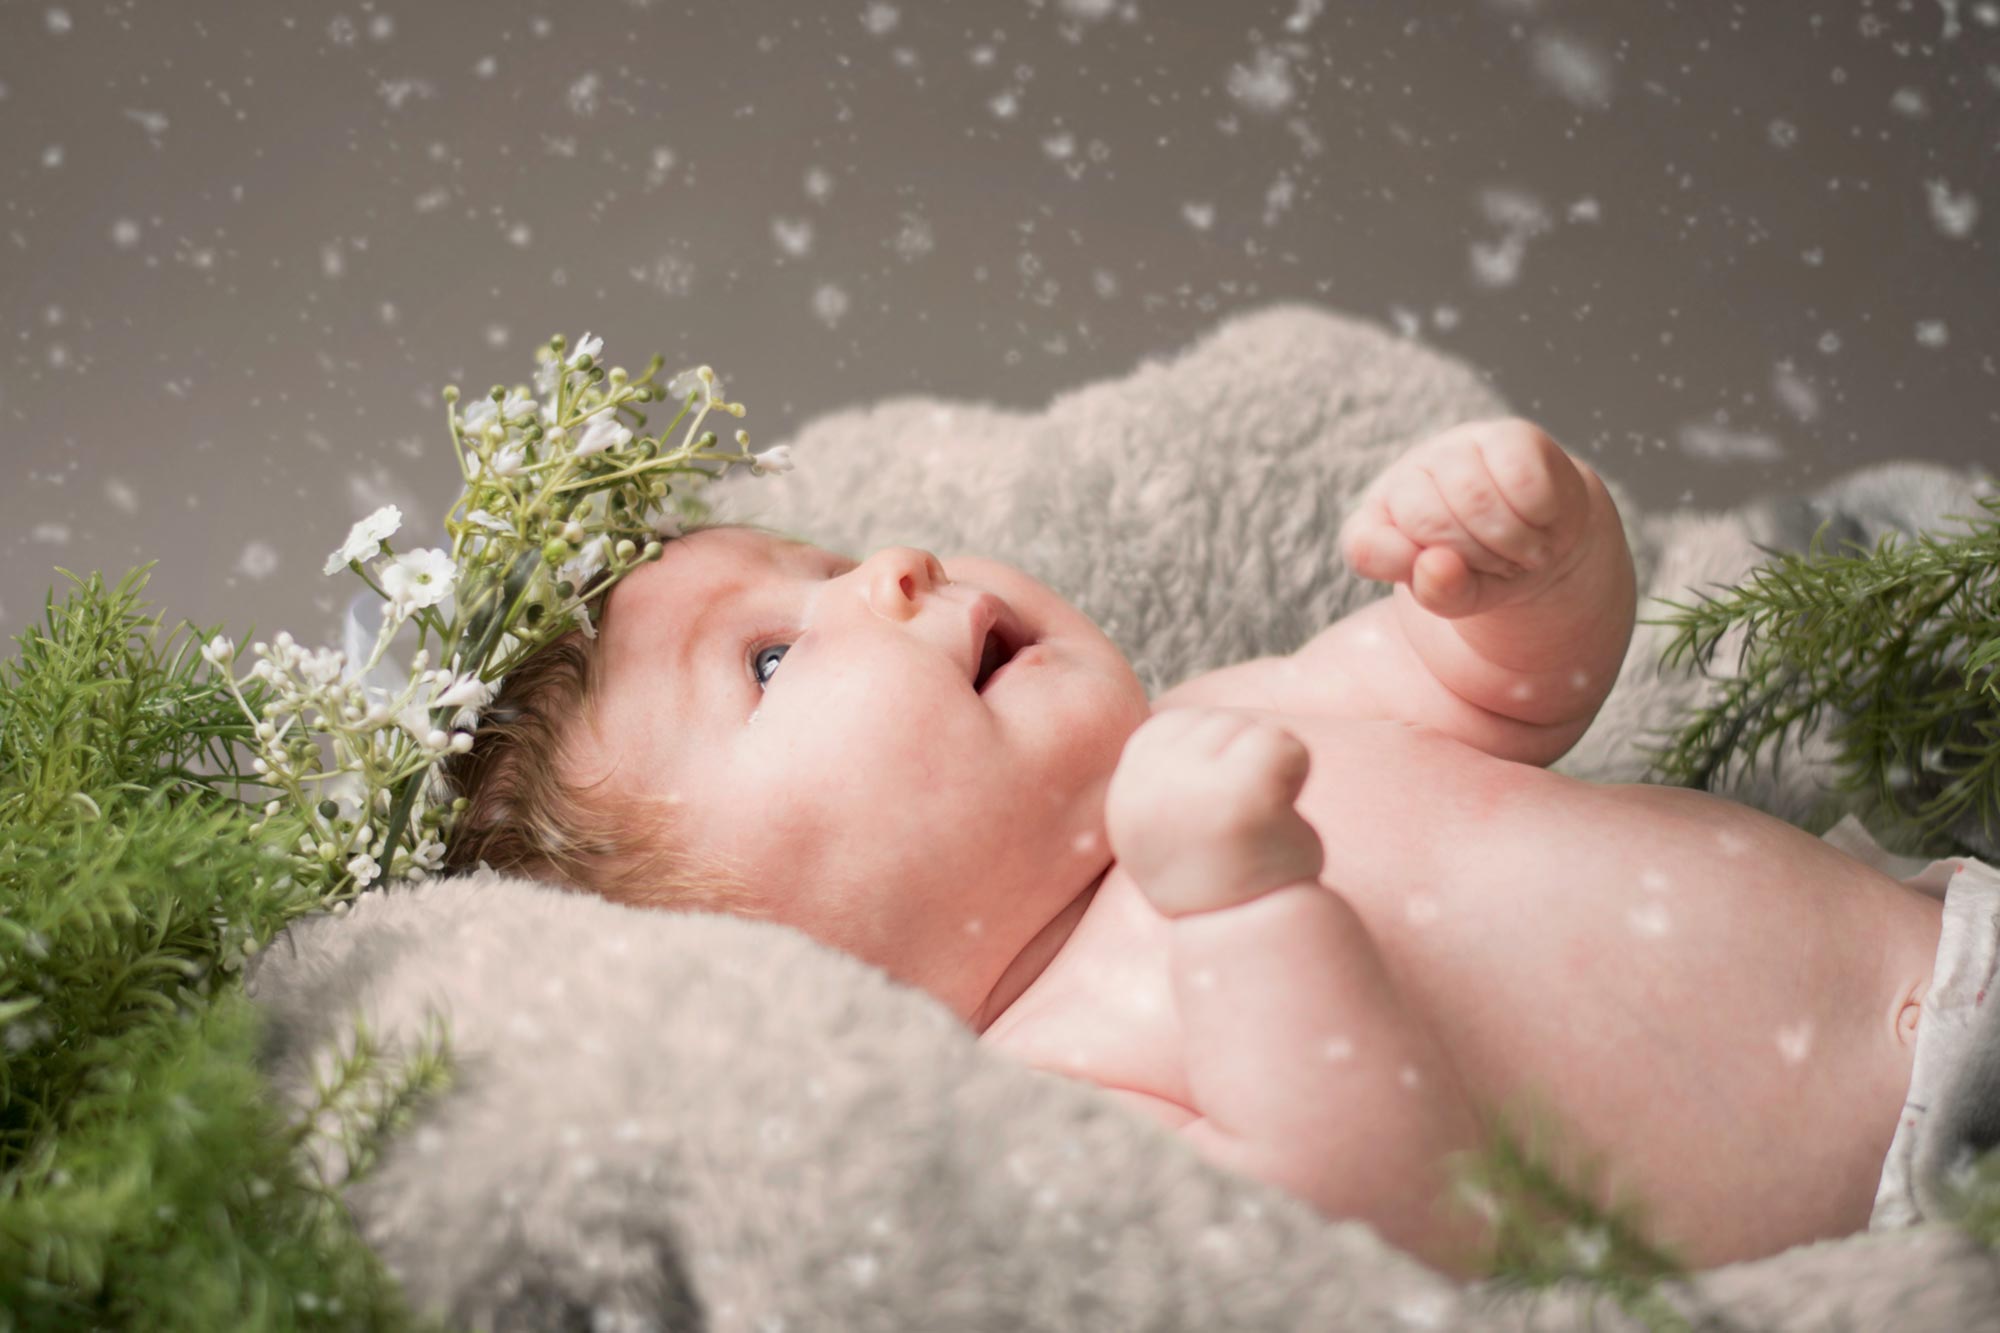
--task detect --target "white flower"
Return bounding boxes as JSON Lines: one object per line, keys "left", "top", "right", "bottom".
{"left": 534, "top": 354, "right": 562, "bottom": 397}
{"left": 500, "top": 387, "right": 537, "bottom": 420}
{"left": 492, "top": 444, "right": 527, "bottom": 477}
{"left": 667, "top": 364, "right": 725, "bottom": 406}
{"left": 379, "top": 548, "right": 457, "bottom": 613}
{"left": 325, "top": 505, "right": 402, "bottom": 576}
{"left": 666, "top": 367, "right": 703, "bottom": 400}
{"left": 460, "top": 397, "right": 500, "bottom": 437}
{"left": 346, "top": 852, "right": 381, "bottom": 885}
{"left": 557, "top": 533, "right": 611, "bottom": 591}
{"left": 201, "top": 634, "right": 237, "bottom": 668}
{"left": 750, "top": 445, "right": 795, "bottom": 476}
{"left": 434, "top": 669, "right": 495, "bottom": 711}
{"left": 574, "top": 415, "right": 633, "bottom": 458}
{"left": 297, "top": 646, "right": 348, "bottom": 689}
{"left": 464, "top": 508, "right": 511, "bottom": 535}
{"left": 569, "top": 331, "right": 603, "bottom": 367}
{"left": 413, "top": 837, "right": 447, "bottom": 870}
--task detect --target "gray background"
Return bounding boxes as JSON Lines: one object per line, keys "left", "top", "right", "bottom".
{"left": 2, "top": 0, "right": 1994, "bottom": 653}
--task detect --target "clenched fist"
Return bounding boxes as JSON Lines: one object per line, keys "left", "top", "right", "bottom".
{"left": 1338, "top": 418, "right": 1596, "bottom": 620}
{"left": 1104, "top": 707, "right": 1326, "bottom": 919}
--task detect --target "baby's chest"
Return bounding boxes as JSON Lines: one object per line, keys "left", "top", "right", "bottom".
{"left": 984, "top": 710, "right": 1534, "bottom": 1128}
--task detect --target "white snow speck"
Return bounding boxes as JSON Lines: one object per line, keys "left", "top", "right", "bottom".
{"left": 104, "top": 478, "right": 139, "bottom": 513}
{"left": 31, "top": 522, "right": 71, "bottom": 545}
{"left": 123, "top": 108, "right": 169, "bottom": 135}
{"left": 1889, "top": 86, "right": 1930, "bottom": 118}
{"left": 484, "top": 324, "right": 509, "bottom": 347}
{"left": 326, "top": 14, "right": 356, "bottom": 45}
{"left": 771, "top": 216, "right": 814, "bottom": 257}
{"left": 804, "top": 165, "right": 835, "bottom": 201}
{"left": 1392, "top": 1290, "right": 1453, "bottom": 1329}
{"left": 812, "top": 283, "right": 850, "bottom": 328}
{"left": 1568, "top": 196, "right": 1602, "bottom": 223}
{"left": 567, "top": 71, "right": 601, "bottom": 117}
{"left": 1568, "top": 668, "right": 1590, "bottom": 690}
{"left": 1771, "top": 362, "right": 1821, "bottom": 422}
{"left": 845, "top": 1251, "right": 881, "bottom": 1287}
{"left": 1070, "top": 829, "right": 1099, "bottom": 854}
{"left": 506, "top": 222, "right": 532, "bottom": 247}
{"left": 1041, "top": 130, "right": 1075, "bottom": 160}
{"left": 1509, "top": 680, "right": 1535, "bottom": 702}
{"left": 1767, "top": 119, "right": 1800, "bottom": 149}
{"left": 1916, "top": 319, "right": 1950, "bottom": 348}
{"left": 321, "top": 243, "right": 345, "bottom": 278}
{"left": 1470, "top": 234, "right": 1526, "bottom": 287}
{"left": 1775, "top": 1021, "right": 1814, "bottom": 1065}
{"left": 474, "top": 55, "right": 498, "bottom": 78}
{"left": 1639, "top": 869, "right": 1671, "bottom": 893}
{"left": 45, "top": 8, "right": 71, "bottom": 35}
{"left": 236, "top": 541, "right": 280, "bottom": 580}
{"left": 1925, "top": 180, "right": 1979, "bottom": 238}
{"left": 1226, "top": 47, "right": 1296, "bottom": 115}
{"left": 111, "top": 218, "right": 141, "bottom": 249}
{"left": 962, "top": 916, "right": 983, "bottom": 935}
{"left": 367, "top": 13, "right": 393, "bottom": 40}
{"left": 1181, "top": 200, "right": 1216, "bottom": 230}
{"left": 41, "top": 144, "right": 63, "bottom": 168}
{"left": 861, "top": 3, "right": 899, "bottom": 36}
{"left": 988, "top": 89, "right": 1020, "bottom": 119}
{"left": 891, "top": 212, "right": 934, "bottom": 260}
{"left": 1530, "top": 30, "right": 1612, "bottom": 108}
{"left": 1627, "top": 902, "right": 1671, "bottom": 937}
{"left": 1284, "top": 0, "right": 1326, "bottom": 35}
{"left": 1057, "top": 0, "right": 1116, "bottom": 19}
{"left": 1322, "top": 1035, "right": 1354, "bottom": 1061}
{"left": 1405, "top": 895, "right": 1441, "bottom": 926}
{"left": 1716, "top": 830, "right": 1750, "bottom": 856}
{"left": 1190, "top": 968, "right": 1216, "bottom": 992}
{"left": 1399, "top": 1065, "right": 1423, "bottom": 1089}
{"left": 1678, "top": 421, "right": 1785, "bottom": 464}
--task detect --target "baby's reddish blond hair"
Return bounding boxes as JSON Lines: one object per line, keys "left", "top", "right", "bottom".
{"left": 436, "top": 518, "right": 776, "bottom": 918}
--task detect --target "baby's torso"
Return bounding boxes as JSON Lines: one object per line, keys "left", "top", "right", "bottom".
{"left": 978, "top": 699, "right": 1945, "bottom": 1265}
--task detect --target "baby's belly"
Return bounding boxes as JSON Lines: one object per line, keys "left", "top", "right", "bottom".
{"left": 1017, "top": 717, "right": 1945, "bottom": 1267}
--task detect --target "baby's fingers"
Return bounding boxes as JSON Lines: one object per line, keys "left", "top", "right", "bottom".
{"left": 1382, "top": 460, "right": 1528, "bottom": 579}
{"left": 1339, "top": 489, "right": 1422, "bottom": 583}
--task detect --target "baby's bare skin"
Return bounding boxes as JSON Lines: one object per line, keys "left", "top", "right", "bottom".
{"left": 579, "top": 423, "right": 1945, "bottom": 1281}
{"left": 980, "top": 421, "right": 1944, "bottom": 1277}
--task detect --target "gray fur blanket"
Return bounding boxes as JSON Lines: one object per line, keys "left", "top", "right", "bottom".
{"left": 247, "top": 305, "right": 2000, "bottom": 1331}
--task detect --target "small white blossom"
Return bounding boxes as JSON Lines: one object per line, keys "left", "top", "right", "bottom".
{"left": 460, "top": 397, "right": 501, "bottom": 437}
{"left": 379, "top": 548, "right": 457, "bottom": 613}
{"left": 297, "top": 646, "right": 348, "bottom": 690}
{"left": 413, "top": 837, "right": 447, "bottom": 870}
{"left": 558, "top": 534, "right": 612, "bottom": 593}
{"left": 750, "top": 445, "right": 795, "bottom": 476}
{"left": 325, "top": 505, "right": 403, "bottom": 576}
{"left": 533, "top": 354, "right": 562, "bottom": 397}
{"left": 569, "top": 331, "right": 603, "bottom": 366}
{"left": 666, "top": 367, "right": 703, "bottom": 400}
{"left": 201, "top": 634, "right": 236, "bottom": 668}
{"left": 346, "top": 852, "right": 381, "bottom": 885}
{"left": 433, "top": 669, "right": 494, "bottom": 711}
{"left": 575, "top": 415, "right": 633, "bottom": 457}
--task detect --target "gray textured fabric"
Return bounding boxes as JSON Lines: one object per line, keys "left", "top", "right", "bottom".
{"left": 246, "top": 305, "right": 2000, "bottom": 1332}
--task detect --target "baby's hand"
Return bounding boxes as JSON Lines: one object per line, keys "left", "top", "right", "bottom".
{"left": 1338, "top": 418, "right": 1595, "bottom": 619}
{"left": 1105, "top": 708, "right": 1325, "bottom": 919}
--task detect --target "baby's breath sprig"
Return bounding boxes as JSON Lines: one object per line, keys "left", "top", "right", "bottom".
{"left": 199, "top": 332, "right": 795, "bottom": 909}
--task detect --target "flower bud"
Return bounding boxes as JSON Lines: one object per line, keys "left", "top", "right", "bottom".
{"left": 614, "top": 538, "right": 637, "bottom": 562}
{"left": 490, "top": 384, "right": 507, "bottom": 402}
{"left": 608, "top": 367, "right": 628, "bottom": 386}
{"left": 443, "top": 385, "right": 460, "bottom": 403}
{"left": 544, "top": 425, "right": 567, "bottom": 446}
{"left": 562, "top": 521, "right": 586, "bottom": 545}
{"left": 483, "top": 422, "right": 506, "bottom": 445}
{"left": 543, "top": 537, "right": 572, "bottom": 565}
{"left": 642, "top": 541, "right": 663, "bottom": 562}
{"left": 572, "top": 353, "right": 594, "bottom": 371}
{"left": 449, "top": 732, "right": 474, "bottom": 754}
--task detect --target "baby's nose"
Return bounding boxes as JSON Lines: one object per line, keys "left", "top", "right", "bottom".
{"left": 865, "top": 546, "right": 950, "bottom": 616}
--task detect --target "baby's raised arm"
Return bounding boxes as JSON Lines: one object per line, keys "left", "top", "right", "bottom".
{"left": 1104, "top": 707, "right": 1492, "bottom": 1277}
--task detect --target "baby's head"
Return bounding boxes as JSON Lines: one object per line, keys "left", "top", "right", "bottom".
{"left": 441, "top": 519, "right": 1152, "bottom": 1019}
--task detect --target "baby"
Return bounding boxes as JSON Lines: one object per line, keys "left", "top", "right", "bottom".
{"left": 570, "top": 419, "right": 1966, "bottom": 1279}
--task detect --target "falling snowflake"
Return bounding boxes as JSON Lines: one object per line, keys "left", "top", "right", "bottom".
{"left": 1925, "top": 179, "right": 1979, "bottom": 237}
{"left": 812, "top": 283, "right": 850, "bottom": 328}
{"left": 1531, "top": 30, "right": 1612, "bottom": 109}
{"left": 1226, "top": 47, "right": 1297, "bottom": 115}
{"left": 861, "top": 3, "right": 899, "bottom": 36}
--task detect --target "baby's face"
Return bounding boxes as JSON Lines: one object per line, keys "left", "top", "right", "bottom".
{"left": 574, "top": 525, "right": 1153, "bottom": 1015}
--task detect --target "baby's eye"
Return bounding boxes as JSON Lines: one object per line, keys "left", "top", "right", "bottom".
{"left": 750, "top": 641, "right": 790, "bottom": 688}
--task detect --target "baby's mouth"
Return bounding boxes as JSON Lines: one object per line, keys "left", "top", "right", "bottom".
{"left": 974, "top": 627, "right": 1017, "bottom": 693}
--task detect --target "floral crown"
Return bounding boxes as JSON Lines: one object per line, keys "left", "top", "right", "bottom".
{"left": 199, "top": 333, "right": 793, "bottom": 908}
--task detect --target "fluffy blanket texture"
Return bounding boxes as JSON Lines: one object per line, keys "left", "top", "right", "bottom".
{"left": 247, "top": 306, "right": 2000, "bottom": 1331}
